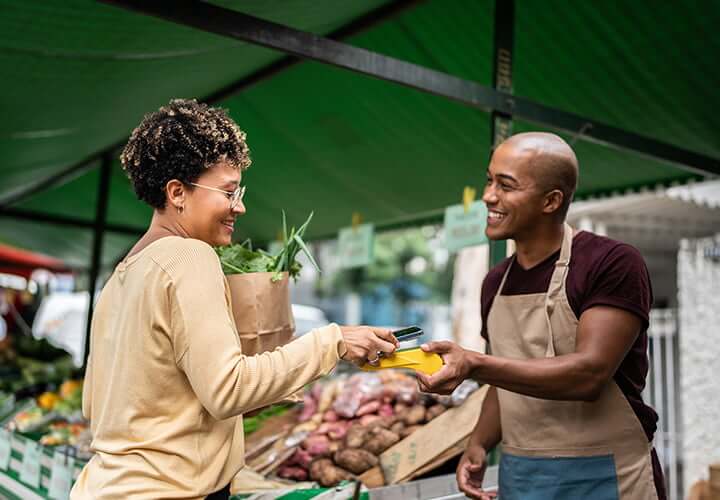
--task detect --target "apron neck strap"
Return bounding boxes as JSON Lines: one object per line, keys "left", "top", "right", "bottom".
{"left": 544, "top": 222, "right": 574, "bottom": 357}
{"left": 494, "top": 223, "right": 574, "bottom": 300}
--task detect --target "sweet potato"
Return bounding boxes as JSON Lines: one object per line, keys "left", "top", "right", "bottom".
{"left": 299, "top": 394, "right": 318, "bottom": 422}
{"left": 403, "top": 404, "right": 426, "bottom": 425}
{"left": 425, "top": 404, "right": 446, "bottom": 421}
{"left": 328, "top": 421, "right": 351, "bottom": 440}
{"left": 356, "top": 400, "right": 381, "bottom": 416}
{"left": 302, "top": 435, "right": 330, "bottom": 456}
{"left": 287, "top": 448, "right": 313, "bottom": 469}
{"left": 278, "top": 465, "right": 308, "bottom": 481}
{"left": 359, "top": 414, "right": 382, "bottom": 427}
{"left": 323, "top": 410, "right": 339, "bottom": 422}
{"left": 333, "top": 448, "right": 379, "bottom": 474}
{"left": 378, "top": 403, "right": 394, "bottom": 418}
{"left": 364, "top": 427, "right": 400, "bottom": 455}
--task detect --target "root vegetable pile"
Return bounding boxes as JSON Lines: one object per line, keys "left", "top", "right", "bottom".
{"left": 275, "top": 371, "right": 453, "bottom": 486}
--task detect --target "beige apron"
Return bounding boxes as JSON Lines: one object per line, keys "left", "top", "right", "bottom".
{"left": 488, "top": 224, "right": 658, "bottom": 499}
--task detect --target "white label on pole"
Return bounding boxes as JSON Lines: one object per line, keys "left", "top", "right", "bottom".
{"left": 338, "top": 224, "right": 374, "bottom": 269}
{"left": 444, "top": 201, "right": 488, "bottom": 253}
{"left": 0, "top": 429, "right": 11, "bottom": 470}
{"left": 19, "top": 440, "right": 41, "bottom": 488}
{"left": 48, "top": 452, "right": 74, "bottom": 500}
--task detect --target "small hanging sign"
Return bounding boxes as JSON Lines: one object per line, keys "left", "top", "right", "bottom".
{"left": 338, "top": 213, "right": 374, "bottom": 269}
{"left": 444, "top": 187, "right": 487, "bottom": 253}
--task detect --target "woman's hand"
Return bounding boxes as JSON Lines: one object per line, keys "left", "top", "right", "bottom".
{"left": 338, "top": 326, "right": 398, "bottom": 365}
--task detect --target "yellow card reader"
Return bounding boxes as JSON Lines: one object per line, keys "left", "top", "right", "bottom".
{"left": 361, "top": 346, "right": 444, "bottom": 375}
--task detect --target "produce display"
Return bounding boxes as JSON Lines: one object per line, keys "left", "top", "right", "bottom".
{"left": 251, "top": 371, "right": 479, "bottom": 487}
{"left": 3, "top": 378, "right": 91, "bottom": 459}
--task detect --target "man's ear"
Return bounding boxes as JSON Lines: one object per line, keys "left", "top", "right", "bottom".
{"left": 165, "top": 179, "right": 186, "bottom": 210}
{"left": 543, "top": 189, "right": 564, "bottom": 215}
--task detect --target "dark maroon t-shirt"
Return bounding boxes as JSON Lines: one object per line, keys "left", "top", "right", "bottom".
{"left": 481, "top": 231, "right": 666, "bottom": 498}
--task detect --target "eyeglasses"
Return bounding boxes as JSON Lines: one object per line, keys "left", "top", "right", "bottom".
{"left": 189, "top": 182, "right": 246, "bottom": 210}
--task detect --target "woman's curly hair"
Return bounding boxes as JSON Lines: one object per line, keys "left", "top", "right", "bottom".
{"left": 120, "top": 99, "right": 251, "bottom": 209}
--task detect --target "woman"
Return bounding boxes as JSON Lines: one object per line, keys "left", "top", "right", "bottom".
{"left": 71, "top": 99, "right": 397, "bottom": 499}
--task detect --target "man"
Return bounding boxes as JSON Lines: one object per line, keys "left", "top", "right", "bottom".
{"left": 418, "top": 133, "right": 665, "bottom": 499}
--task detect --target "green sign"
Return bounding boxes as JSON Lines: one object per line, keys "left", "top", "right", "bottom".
{"left": 0, "top": 430, "right": 10, "bottom": 471}
{"left": 338, "top": 224, "right": 374, "bottom": 269}
{"left": 20, "top": 440, "right": 41, "bottom": 488}
{"left": 49, "top": 452, "right": 74, "bottom": 500}
{"left": 444, "top": 201, "right": 488, "bottom": 253}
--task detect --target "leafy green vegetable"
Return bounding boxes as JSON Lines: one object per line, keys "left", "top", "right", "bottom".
{"left": 243, "top": 404, "right": 292, "bottom": 434}
{"left": 216, "top": 211, "right": 320, "bottom": 281}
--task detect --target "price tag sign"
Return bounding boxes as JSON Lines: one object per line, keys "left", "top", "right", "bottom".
{"left": 20, "top": 440, "right": 41, "bottom": 488}
{"left": 444, "top": 201, "right": 488, "bottom": 253}
{"left": 0, "top": 429, "right": 11, "bottom": 470}
{"left": 49, "top": 452, "right": 74, "bottom": 500}
{"left": 338, "top": 224, "right": 374, "bottom": 269}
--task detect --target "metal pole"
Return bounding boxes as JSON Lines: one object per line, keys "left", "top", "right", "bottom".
{"left": 489, "top": 0, "right": 514, "bottom": 266}
{"left": 83, "top": 153, "right": 112, "bottom": 369}
{"left": 665, "top": 310, "right": 678, "bottom": 500}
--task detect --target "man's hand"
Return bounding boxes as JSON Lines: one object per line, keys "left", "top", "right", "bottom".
{"left": 457, "top": 446, "right": 496, "bottom": 499}
{"left": 415, "top": 341, "right": 477, "bottom": 394}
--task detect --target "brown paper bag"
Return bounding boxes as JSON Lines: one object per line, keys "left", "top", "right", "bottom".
{"left": 226, "top": 272, "right": 295, "bottom": 356}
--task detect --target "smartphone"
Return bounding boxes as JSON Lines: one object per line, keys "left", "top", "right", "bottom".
{"left": 392, "top": 326, "right": 424, "bottom": 342}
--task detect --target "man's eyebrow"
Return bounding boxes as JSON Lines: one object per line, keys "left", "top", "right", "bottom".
{"left": 495, "top": 173, "right": 519, "bottom": 184}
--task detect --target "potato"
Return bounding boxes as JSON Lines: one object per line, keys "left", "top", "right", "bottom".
{"left": 310, "top": 458, "right": 354, "bottom": 487}
{"left": 333, "top": 448, "right": 379, "bottom": 474}
{"left": 393, "top": 402, "right": 409, "bottom": 419}
{"left": 403, "top": 404, "right": 426, "bottom": 425}
{"left": 400, "top": 425, "right": 422, "bottom": 438}
{"left": 345, "top": 425, "right": 368, "bottom": 448}
{"left": 364, "top": 427, "right": 400, "bottom": 455}
{"left": 390, "top": 421, "right": 405, "bottom": 435}
{"left": 425, "top": 404, "right": 446, "bottom": 421}
{"left": 309, "top": 458, "right": 332, "bottom": 481}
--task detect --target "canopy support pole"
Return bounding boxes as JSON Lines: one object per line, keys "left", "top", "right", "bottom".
{"left": 488, "top": 0, "right": 515, "bottom": 266}
{"left": 83, "top": 153, "right": 112, "bottom": 368}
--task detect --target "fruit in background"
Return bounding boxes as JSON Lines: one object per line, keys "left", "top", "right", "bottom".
{"left": 60, "top": 380, "right": 82, "bottom": 399}
{"left": 37, "top": 391, "right": 59, "bottom": 410}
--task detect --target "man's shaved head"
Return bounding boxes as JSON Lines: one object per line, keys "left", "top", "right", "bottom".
{"left": 499, "top": 132, "right": 579, "bottom": 218}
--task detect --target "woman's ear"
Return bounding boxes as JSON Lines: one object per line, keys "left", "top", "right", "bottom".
{"left": 165, "top": 179, "right": 186, "bottom": 211}
{"left": 543, "top": 189, "right": 564, "bottom": 215}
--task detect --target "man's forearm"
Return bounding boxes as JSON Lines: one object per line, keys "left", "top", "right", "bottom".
{"left": 469, "top": 385, "right": 502, "bottom": 451}
{"left": 469, "top": 351, "right": 606, "bottom": 402}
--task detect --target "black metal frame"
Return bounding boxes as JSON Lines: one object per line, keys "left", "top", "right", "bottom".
{"left": 488, "top": 0, "right": 515, "bottom": 266}
{"left": 83, "top": 154, "right": 112, "bottom": 366}
{"left": 0, "top": 206, "right": 143, "bottom": 235}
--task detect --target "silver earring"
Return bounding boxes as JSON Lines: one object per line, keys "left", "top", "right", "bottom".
{"left": 177, "top": 205, "right": 184, "bottom": 214}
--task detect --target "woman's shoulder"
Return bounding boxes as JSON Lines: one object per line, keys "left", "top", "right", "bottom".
{"left": 148, "top": 237, "right": 222, "bottom": 277}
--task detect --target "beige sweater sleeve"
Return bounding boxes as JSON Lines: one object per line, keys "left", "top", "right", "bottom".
{"left": 164, "top": 240, "right": 345, "bottom": 420}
